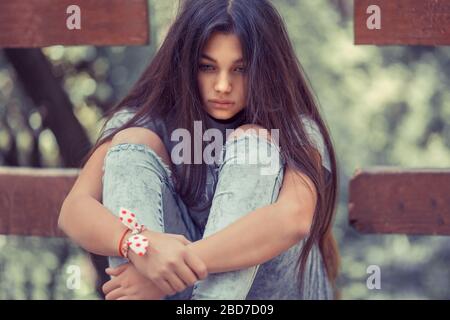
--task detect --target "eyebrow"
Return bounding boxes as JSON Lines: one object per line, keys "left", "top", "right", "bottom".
{"left": 201, "top": 53, "right": 244, "bottom": 64}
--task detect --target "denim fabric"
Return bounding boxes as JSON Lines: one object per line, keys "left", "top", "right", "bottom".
{"left": 99, "top": 108, "right": 332, "bottom": 236}
{"left": 100, "top": 108, "right": 248, "bottom": 237}
{"left": 101, "top": 131, "right": 333, "bottom": 300}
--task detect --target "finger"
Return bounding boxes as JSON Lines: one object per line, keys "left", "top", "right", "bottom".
{"left": 154, "top": 278, "right": 177, "bottom": 296}
{"left": 105, "top": 263, "right": 128, "bottom": 277}
{"left": 105, "top": 287, "right": 124, "bottom": 300}
{"left": 102, "top": 278, "right": 120, "bottom": 295}
{"left": 177, "top": 235, "right": 192, "bottom": 245}
{"left": 117, "top": 296, "right": 131, "bottom": 300}
{"left": 184, "top": 252, "right": 208, "bottom": 280}
{"left": 175, "top": 263, "right": 198, "bottom": 287}
{"left": 165, "top": 272, "right": 188, "bottom": 293}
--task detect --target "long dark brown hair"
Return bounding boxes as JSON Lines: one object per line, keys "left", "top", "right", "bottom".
{"left": 81, "top": 0, "right": 340, "bottom": 298}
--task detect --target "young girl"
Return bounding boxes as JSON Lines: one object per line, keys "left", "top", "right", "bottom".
{"left": 58, "top": 0, "right": 340, "bottom": 300}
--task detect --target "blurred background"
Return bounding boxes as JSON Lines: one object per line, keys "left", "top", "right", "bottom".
{"left": 0, "top": 0, "right": 449, "bottom": 299}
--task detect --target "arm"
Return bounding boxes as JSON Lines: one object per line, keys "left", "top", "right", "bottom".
{"left": 58, "top": 141, "right": 184, "bottom": 258}
{"left": 59, "top": 140, "right": 207, "bottom": 296}
{"left": 188, "top": 164, "right": 318, "bottom": 274}
{"left": 60, "top": 194, "right": 131, "bottom": 256}
{"left": 58, "top": 141, "right": 128, "bottom": 256}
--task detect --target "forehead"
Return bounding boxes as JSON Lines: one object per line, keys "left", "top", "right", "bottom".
{"left": 201, "top": 32, "right": 243, "bottom": 61}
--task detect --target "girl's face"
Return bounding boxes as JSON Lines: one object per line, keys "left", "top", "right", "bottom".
{"left": 197, "top": 32, "right": 248, "bottom": 120}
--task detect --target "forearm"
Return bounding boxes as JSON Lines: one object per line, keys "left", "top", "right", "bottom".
{"left": 58, "top": 195, "right": 126, "bottom": 256}
{"left": 188, "top": 202, "right": 307, "bottom": 274}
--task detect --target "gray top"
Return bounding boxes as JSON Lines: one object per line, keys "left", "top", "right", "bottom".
{"left": 99, "top": 108, "right": 331, "bottom": 234}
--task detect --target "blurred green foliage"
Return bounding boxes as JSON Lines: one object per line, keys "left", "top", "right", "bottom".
{"left": 0, "top": 0, "right": 449, "bottom": 299}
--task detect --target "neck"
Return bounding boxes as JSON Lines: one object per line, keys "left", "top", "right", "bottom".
{"left": 205, "top": 109, "right": 245, "bottom": 124}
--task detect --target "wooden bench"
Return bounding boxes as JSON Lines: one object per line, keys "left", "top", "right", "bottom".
{"left": 0, "top": 167, "right": 77, "bottom": 237}
{"left": 1, "top": 166, "right": 448, "bottom": 238}
{"left": 352, "top": 1, "right": 450, "bottom": 236}
{"left": 355, "top": 0, "right": 450, "bottom": 45}
{"left": 0, "top": 0, "right": 149, "bottom": 47}
{"left": 349, "top": 168, "right": 450, "bottom": 236}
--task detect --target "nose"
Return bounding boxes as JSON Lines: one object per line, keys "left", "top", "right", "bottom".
{"left": 214, "top": 72, "right": 232, "bottom": 93}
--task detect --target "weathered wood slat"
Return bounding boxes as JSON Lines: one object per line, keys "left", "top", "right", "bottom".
{"left": 349, "top": 168, "right": 450, "bottom": 235}
{"left": 3, "top": 166, "right": 450, "bottom": 237}
{"left": 0, "top": 0, "right": 149, "bottom": 47}
{"left": 0, "top": 167, "right": 78, "bottom": 237}
{"left": 355, "top": 0, "right": 450, "bottom": 45}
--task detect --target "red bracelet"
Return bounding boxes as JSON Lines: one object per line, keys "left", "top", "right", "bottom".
{"left": 117, "top": 207, "right": 149, "bottom": 258}
{"left": 118, "top": 227, "right": 130, "bottom": 258}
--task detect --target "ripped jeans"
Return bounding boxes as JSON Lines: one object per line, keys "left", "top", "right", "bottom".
{"left": 102, "top": 132, "right": 333, "bottom": 300}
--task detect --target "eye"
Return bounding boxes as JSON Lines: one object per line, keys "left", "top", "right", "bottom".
{"left": 199, "top": 64, "right": 215, "bottom": 71}
{"left": 235, "top": 66, "right": 247, "bottom": 73}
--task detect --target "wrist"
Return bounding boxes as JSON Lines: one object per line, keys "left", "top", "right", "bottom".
{"left": 126, "top": 229, "right": 158, "bottom": 263}
{"left": 118, "top": 227, "right": 132, "bottom": 258}
{"left": 116, "top": 207, "right": 151, "bottom": 259}
{"left": 141, "top": 229, "right": 160, "bottom": 241}
{"left": 114, "top": 224, "right": 128, "bottom": 256}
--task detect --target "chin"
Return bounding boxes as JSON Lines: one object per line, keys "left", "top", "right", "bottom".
{"left": 206, "top": 108, "right": 240, "bottom": 120}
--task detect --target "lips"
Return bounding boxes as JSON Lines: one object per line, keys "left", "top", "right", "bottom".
{"left": 210, "top": 99, "right": 234, "bottom": 104}
{"left": 210, "top": 101, "right": 234, "bottom": 109}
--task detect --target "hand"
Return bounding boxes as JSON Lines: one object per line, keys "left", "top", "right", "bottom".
{"left": 102, "top": 263, "right": 165, "bottom": 300}
{"left": 128, "top": 230, "right": 208, "bottom": 296}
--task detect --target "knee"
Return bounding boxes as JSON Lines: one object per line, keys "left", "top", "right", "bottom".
{"left": 110, "top": 127, "right": 172, "bottom": 166}
{"left": 227, "top": 124, "right": 273, "bottom": 143}
{"left": 225, "top": 124, "right": 282, "bottom": 173}
{"left": 111, "top": 127, "right": 162, "bottom": 149}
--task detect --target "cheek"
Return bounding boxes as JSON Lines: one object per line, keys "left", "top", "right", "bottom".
{"left": 197, "top": 76, "right": 208, "bottom": 98}
{"left": 238, "top": 80, "right": 247, "bottom": 102}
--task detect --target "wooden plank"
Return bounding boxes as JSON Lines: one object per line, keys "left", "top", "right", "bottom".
{"left": 0, "top": 0, "right": 149, "bottom": 47}
{"left": 355, "top": 0, "right": 450, "bottom": 45}
{"left": 349, "top": 168, "right": 450, "bottom": 235}
{"left": 0, "top": 167, "right": 78, "bottom": 237}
